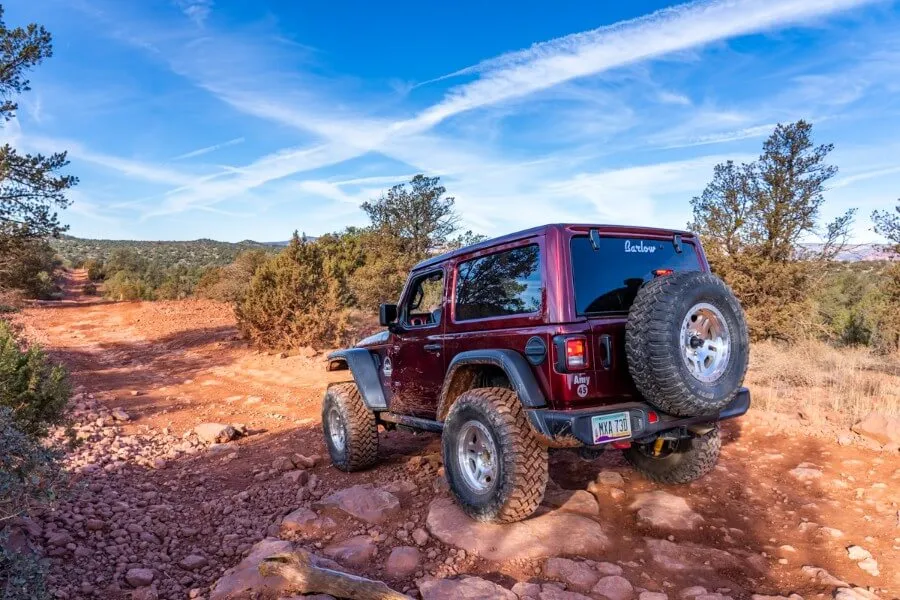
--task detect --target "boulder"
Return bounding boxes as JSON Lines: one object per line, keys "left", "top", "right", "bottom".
{"left": 280, "top": 508, "right": 337, "bottom": 538}
{"left": 209, "top": 542, "right": 347, "bottom": 600}
{"left": 384, "top": 546, "right": 421, "bottom": 579}
{"left": 542, "top": 489, "right": 600, "bottom": 515}
{"left": 194, "top": 423, "right": 239, "bottom": 444}
{"left": 426, "top": 497, "right": 608, "bottom": 561}
{"left": 592, "top": 576, "right": 634, "bottom": 600}
{"left": 543, "top": 558, "right": 599, "bottom": 592}
{"left": 852, "top": 412, "right": 900, "bottom": 446}
{"left": 316, "top": 485, "right": 401, "bottom": 525}
{"left": 323, "top": 535, "right": 377, "bottom": 568}
{"left": 629, "top": 491, "right": 704, "bottom": 531}
{"left": 645, "top": 539, "right": 752, "bottom": 573}
{"left": 799, "top": 565, "right": 848, "bottom": 587}
{"left": 419, "top": 576, "right": 517, "bottom": 600}
{"left": 539, "top": 584, "right": 594, "bottom": 600}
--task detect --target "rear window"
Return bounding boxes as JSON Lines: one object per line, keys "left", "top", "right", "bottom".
{"left": 455, "top": 245, "right": 541, "bottom": 321}
{"left": 571, "top": 236, "right": 701, "bottom": 314}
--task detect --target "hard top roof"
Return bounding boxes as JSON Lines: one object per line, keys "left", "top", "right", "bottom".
{"left": 413, "top": 223, "right": 694, "bottom": 271}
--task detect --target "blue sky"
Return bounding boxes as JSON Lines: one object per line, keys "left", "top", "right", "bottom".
{"left": 4, "top": 0, "right": 900, "bottom": 242}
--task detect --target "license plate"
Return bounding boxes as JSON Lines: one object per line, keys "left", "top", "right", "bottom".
{"left": 591, "top": 411, "right": 632, "bottom": 444}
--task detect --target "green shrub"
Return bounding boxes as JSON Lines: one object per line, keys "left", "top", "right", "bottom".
{"left": 195, "top": 249, "right": 268, "bottom": 303}
{"left": 82, "top": 281, "right": 97, "bottom": 295}
{"left": 236, "top": 234, "right": 349, "bottom": 349}
{"left": 0, "top": 322, "right": 70, "bottom": 439}
{"left": 102, "top": 270, "right": 152, "bottom": 301}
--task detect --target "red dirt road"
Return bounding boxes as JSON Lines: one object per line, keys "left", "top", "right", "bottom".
{"left": 12, "top": 272, "right": 900, "bottom": 600}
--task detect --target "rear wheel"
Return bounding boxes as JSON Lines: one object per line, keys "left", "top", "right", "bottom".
{"left": 442, "top": 388, "right": 548, "bottom": 523}
{"left": 624, "top": 427, "right": 720, "bottom": 484}
{"left": 322, "top": 383, "right": 378, "bottom": 471}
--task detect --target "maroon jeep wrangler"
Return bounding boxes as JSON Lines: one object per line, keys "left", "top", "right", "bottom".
{"left": 323, "top": 224, "right": 750, "bottom": 523}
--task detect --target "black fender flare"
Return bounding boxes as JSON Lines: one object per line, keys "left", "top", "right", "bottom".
{"left": 436, "top": 349, "right": 547, "bottom": 420}
{"left": 326, "top": 349, "right": 387, "bottom": 410}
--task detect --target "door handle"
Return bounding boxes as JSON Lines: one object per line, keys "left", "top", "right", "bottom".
{"left": 424, "top": 343, "right": 443, "bottom": 353}
{"left": 598, "top": 335, "right": 612, "bottom": 369}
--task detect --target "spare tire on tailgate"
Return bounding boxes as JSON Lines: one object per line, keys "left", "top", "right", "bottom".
{"left": 625, "top": 271, "right": 749, "bottom": 417}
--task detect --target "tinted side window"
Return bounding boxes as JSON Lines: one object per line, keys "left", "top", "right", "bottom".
{"left": 571, "top": 236, "right": 701, "bottom": 314}
{"left": 455, "top": 245, "right": 541, "bottom": 321}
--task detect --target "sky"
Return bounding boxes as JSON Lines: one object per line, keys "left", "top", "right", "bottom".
{"left": 3, "top": 0, "right": 900, "bottom": 243}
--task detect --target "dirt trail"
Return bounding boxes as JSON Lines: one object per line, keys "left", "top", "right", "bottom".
{"left": 11, "top": 271, "right": 899, "bottom": 600}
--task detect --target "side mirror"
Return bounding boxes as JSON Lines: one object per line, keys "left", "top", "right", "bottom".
{"left": 379, "top": 303, "right": 398, "bottom": 327}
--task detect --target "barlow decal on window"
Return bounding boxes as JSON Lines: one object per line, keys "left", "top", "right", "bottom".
{"left": 624, "top": 240, "right": 658, "bottom": 253}
{"left": 572, "top": 373, "right": 590, "bottom": 398}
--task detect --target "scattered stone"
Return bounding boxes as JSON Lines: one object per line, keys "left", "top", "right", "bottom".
{"left": 111, "top": 408, "right": 130, "bottom": 421}
{"left": 419, "top": 576, "right": 517, "bottom": 600}
{"left": 595, "top": 562, "right": 623, "bottom": 576}
{"left": 679, "top": 587, "right": 708, "bottom": 598}
{"left": 317, "top": 484, "right": 401, "bottom": 524}
{"left": 411, "top": 528, "right": 429, "bottom": 546}
{"left": 789, "top": 463, "right": 823, "bottom": 481}
{"left": 193, "top": 423, "right": 239, "bottom": 444}
{"left": 596, "top": 471, "right": 626, "bottom": 487}
{"left": 292, "top": 453, "right": 320, "bottom": 469}
{"left": 856, "top": 557, "right": 879, "bottom": 577}
{"left": 640, "top": 593, "right": 668, "bottom": 600}
{"left": 125, "top": 568, "right": 155, "bottom": 588}
{"left": 273, "top": 455, "right": 295, "bottom": 471}
{"left": 426, "top": 497, "right": 609, "bottom": 561}
{"left": 281, "top": 508, "right": 337, "bottom": 538}
{"left": 323, "top": 535, "right": 377, "bottom": 568}
{"left": 591, "top": 575, "right": 634, "bottom": 600}
{"left": 282, "top": 469, "right": 310, "bottom": 485}
{"left": 629, "top": 491, "right": 704, "bottom": 530}
{"left": 384, "top": 546, "right": 421, "bottom": 579}
{"left": 852, "top": 411, "right": 900, "bottom": 446}
{"left": 512, "top": 582, "right": 542, "bottom": 598}
{"left": 179, "top": 554, "right": 208, "bottom": 571}
{"left": 799, "top": 565, "right": 848, "bottom": 588}
{"left": 846, "top": 545, "right": 872, "bottom": 561}
{"left": 539, "top": 584, "right": 594, "bottom": 600}
{"left": 834, "top": 587, "right": 882, "bottom": 600}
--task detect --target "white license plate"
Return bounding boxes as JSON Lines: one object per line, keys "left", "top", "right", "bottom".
{"left": 591, "top": 411, "right": 632, "bottom": 444}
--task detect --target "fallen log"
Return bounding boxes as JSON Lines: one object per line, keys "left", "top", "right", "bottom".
{"left": 259, "top": 550, "right": 412, "bottom": 600}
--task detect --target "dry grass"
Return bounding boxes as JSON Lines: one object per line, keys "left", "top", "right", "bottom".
{"left": 746, "top": 339, "right": 900, "bottom": 425}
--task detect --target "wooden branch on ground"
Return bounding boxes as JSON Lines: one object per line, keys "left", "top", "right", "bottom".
{"left": 259, "top": 550, "right": 412, "bottom": 600}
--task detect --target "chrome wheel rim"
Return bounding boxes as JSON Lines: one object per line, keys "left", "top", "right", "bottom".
{"left": 680, "top": 302, "right": 730, "bottom": 383}
{"left": 327, "top": 407, "right": 346, "bottom": 451}
{"left": 456, "top": 420, "right": 497, "bottom": 493}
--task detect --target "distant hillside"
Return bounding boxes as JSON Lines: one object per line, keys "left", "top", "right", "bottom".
{"left": 52, "top": 236, "right": 279, "bottom": 270}
{"left": 799, "top": 243, "right": 899, "bottom": 262}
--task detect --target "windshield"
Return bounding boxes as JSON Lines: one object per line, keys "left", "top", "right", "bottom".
{"left": 571, "top": 235, "right": 701, "bottom": 315}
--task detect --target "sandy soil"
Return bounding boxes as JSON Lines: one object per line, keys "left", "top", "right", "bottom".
{"left": 11, "top": 270, "right": 899, "bottom": 600}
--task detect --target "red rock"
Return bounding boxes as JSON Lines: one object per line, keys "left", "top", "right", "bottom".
{"left": 852, "top": 412, "right": 900, "bottom": 447}
{"left": 629, "top": 491, "right": 704, "bottom": 531}
{"left": 280, "top": 508, "right": 337, "bottom": 538}
{"left": 125, "top": 568, "right": 155, "bottom": 588}
{"left": 543, "top": 558, "right": 599, "bottom": 592}
{"left": 591, "top": 575, "right": 634, "bottom": 600}
{"left": 317, "top": 484, "right": 401, "bottom": 524}
{"left": 419, "top": 576, "right": 517, "bottom": 600}
{"left": 384, "top": 546, "right": 421, "bottom": 579}
{"left": 323, "top": 535, "right": 377, "bottom": 568}
{"left": 425, "top": 497, "right": 608, "bottom": 561}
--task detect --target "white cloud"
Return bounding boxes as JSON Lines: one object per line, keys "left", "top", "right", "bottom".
{"left": 172, "top": 137, "right": 244, "bottom": 160}
{"left": 174, "top": 0, "right": 213, "bottom": 26}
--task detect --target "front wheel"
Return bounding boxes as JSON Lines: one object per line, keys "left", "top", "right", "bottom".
{"left": 624, "top": 426, "right": 720, "bottom": 484}
{"left": 442, "top": 387, "right": 548, "bottom": 523}
{"left": 322, "top": 383, "right": 379, "bottom": 472}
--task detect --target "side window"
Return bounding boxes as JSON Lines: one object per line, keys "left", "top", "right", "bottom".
{"left": 454, "top": 245, "right": 541, "bottom": 321}
{"left": 402, "top": 270, "right": 444, "bottom": 328}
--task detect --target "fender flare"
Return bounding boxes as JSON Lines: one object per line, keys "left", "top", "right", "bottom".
{"left": 326, "top": 349, "right": 387, "bottom": 410}
{"left": 436, "top": 349, "right": 547, "bottom": 420}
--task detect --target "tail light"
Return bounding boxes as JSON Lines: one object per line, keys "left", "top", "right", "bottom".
{"left": 654, "top": 269, "right": 674, "bottom": 277}
{"left": 564, "top": 336, "right": 588, "bottom": 370}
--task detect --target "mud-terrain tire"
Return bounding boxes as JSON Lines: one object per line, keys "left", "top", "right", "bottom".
{"left": 625, "top": 427, "right": 721, "bottom": 484}
{"left": 625, "top": 271, "right": 749, "bottom": 417}
{"left": 322, "top": 383, "right": 378, "bottom": 472}
{"left": 442, "top": 387, "right": 548, "bottom": 523}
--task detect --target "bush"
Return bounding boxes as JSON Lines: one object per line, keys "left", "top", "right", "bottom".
{"left": 102, "top": 270, "right": 152, "bottom": 301}
{"left": 195, "top": 249, "right": 268, "bottom": 303}
{"left": 236, "top": 234, "right": 349, "bottom": 349}
{"left": 81, "top": 281, "right": 97, "bottom": 295}
{"left": 0, "top": 321, "right": 70, "bottom": 438}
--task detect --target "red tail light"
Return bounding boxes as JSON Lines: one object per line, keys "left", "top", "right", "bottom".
{"left": 565, "top": 337, "right": 588, "bottom": 369}
{"left": 654, "top": 269, "right": 674, "bottom": 277}
{"left": 647, "top": 411, "right": 659, "bottom": 424}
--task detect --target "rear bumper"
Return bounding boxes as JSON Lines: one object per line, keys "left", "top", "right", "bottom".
{"left": 525, "top": 387, "right": 751, "bottom": 447}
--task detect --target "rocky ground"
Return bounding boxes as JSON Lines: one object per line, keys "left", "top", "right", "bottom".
{"left": 6, "top": 273, "right": 899, "bottom": 600}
